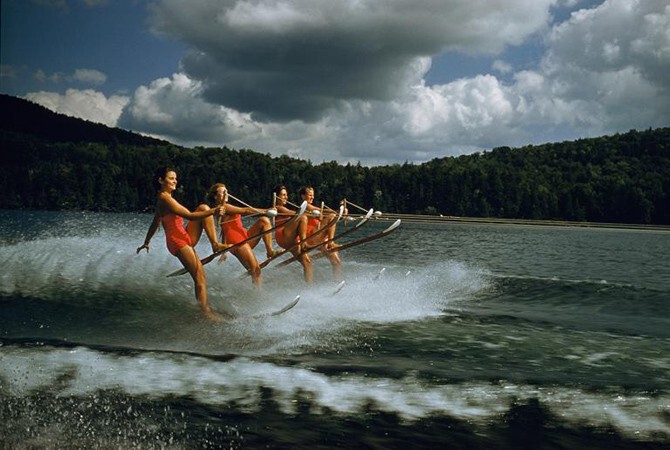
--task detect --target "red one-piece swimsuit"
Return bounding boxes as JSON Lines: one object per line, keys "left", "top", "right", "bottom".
{"left": 221, "top": 214, "right": 248, "bottom": 245}
{"left": 161, "top": 213, "right": 192, "bottom": 255}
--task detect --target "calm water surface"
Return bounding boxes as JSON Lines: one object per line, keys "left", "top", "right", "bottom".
{"left": 1, "top": 210, "right": 668, "bottom": 448}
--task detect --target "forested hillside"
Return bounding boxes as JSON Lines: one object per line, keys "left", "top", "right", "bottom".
{"left": 1, "top": 94, "right": 668, "bottom": 224}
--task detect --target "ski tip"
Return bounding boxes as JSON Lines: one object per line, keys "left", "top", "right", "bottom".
{"left": 354, "top": 209, "right": 373, "bottom": 227}
{"left": 386, "top": 219, "right": 401, "bottom": 232}
{"left": 270, "top": 295, "right": 300, "bottom": 316}
{"left": 331, "top": 280, "right": 346, "bottom": 296}
{"left": 284, "top": 295, "right": 300, "bottom": 309}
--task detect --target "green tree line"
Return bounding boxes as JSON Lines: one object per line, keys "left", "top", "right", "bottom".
{"left": 1, "top": 96, "right": 668, "bottom": 224}
{"left": 2, "top": 127, "right": 668, "bottom": 224}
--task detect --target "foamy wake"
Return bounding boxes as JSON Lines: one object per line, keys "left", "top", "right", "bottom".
{"left": 0, "top": 234, "right": 487, "bottom": 326}
{"left": 1, "top": 345, "right": 667, "bottom": 441}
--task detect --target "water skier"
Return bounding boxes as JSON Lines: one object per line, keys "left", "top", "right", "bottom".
{"left": 136, "top": 167, "right": 226, "bottom": 322}
{"left": 206, "top": 183, "right": 278, "bottom": 287}
{"left": 299, "top": 186, "right": 343, "bottom": 280}
{"left": 273, "top": 185, "right": 313, "bottom": 284}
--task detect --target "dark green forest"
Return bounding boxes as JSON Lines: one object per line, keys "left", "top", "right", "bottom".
{"left": 1, "top": 94, "right": 669, "bottom": 224}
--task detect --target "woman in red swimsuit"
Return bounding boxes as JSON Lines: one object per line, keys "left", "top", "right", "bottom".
{"left": 205, "top": 183, "right": 277, "bottom": 287}
{"left": 299, "top": 186, "right": 343, "bottom": 281}
{"left": 273, "top": 185, "right": 313, "bottom": 283}
{"left": 136, "top": 167, "right": 226, "bottom": 322}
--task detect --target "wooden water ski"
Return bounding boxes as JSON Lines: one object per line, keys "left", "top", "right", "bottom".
{"left": 333, "top": 208, "right": 374, "bottom": 240}
{"left": 312, "top": 219, "right": 401, "bottom": 260}
{"left": 275, "top": 209, "right": 379, "bottom": 268}
{"left": 274, "top": 206, "right": 372, "bottom": 268}
{"left": 166, "top": 201, "right": 307, "bottom": 278}
{"left": 258, "top": 205, "right": 344, "bottom": 269}
{"left": 374, "top": 267, "right": 386, "bottom": 280}
{"left": 330, "top": 280, "right": 346, "bottom": 296}
{"left": 249, "top": 295, "right": 300, "bottom": 318}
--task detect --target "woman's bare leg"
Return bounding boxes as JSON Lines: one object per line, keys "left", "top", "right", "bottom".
{"left": 278, "top": 217, "right": 312, "bottom": 283}
{"left": 301, "top": 252, "right": 313, "bottom": 284}
{"left": 185, "top": 206, "right": 205, "bottom": 246}
{"left": 232, "top": 245, "right": 262, "bottom": 287}
{"left": 176, "top": 246, "right": 223, "bottom": 321}
{"left": 190, "top": 204, "right": 227, "bottom": 252}
{"left": 248, "top": 216, "right": 276, "bottom": 258}
{"left": 288, "top": 248, "right": 312, "bottom": 284}
{"left": 326, "top": 251, "right": 342, "bottom": 281}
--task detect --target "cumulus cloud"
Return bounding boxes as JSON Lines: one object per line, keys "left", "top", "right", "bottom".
{"left": 34, "top": 0, "right": 668, "bottom": 165}
{"left": 25, "top": 89, "right": 129, "bottom": 127}
{"left": 493, "top": 60, "right": 513, "bottom": 75}
{"left": 113, "top": 0, "right": 666, "bottom": 165}
{"left": 118, "top": 67, "right": 519, "bottom": 164}
{"left": 149, "top": 0, "right": 556, "bottom": 122}
{"left": 520, "top": 0, "right": 670, "bottom": 133}
{"left": 117, "top": 73, "right": 261, "bottom": 144}
{"left": 73, "top": 68, "right": 107, "bottom": 85}
{"left": 33, "top": 68, "right": 109, "bottom": 86}
{"left": 34, "top": 69, "right": 67, "bottom": 84}
{"left": 387, "top": 0, "right": 670, "bottom": 153}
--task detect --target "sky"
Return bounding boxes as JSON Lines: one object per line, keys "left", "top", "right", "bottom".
{"left": 2, "top": 0, "right": 669, "bottom": 166}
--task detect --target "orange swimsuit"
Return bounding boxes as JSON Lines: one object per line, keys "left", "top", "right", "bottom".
{"left": 161, "top": 213, "right": 192, "bottom": 255}
{"left": 306, "top": 216, "right": 319, "bottom": 235}
{"left": 221, "top": 214, "right": 248, "bottom": 245}
{"left": 274, "top": 214, "right": 297, "bottom": 249}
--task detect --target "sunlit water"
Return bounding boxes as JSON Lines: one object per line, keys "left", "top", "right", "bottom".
{"left": 1, "top": 210, "right": 669, "bottom": 448}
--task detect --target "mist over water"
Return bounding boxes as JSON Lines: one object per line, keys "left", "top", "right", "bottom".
{"left": 1, "top": 210, "right": 669, "bottom": 447}
{"left": 0, "top": 227, "right": 483, "bottom": 354}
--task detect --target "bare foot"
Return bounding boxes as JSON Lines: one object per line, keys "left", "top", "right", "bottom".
{"left": 203, "top": 310, "right": 223, "bottom": 322}
{"left": 201, "top": 307, "right": 236, "bottom": 322}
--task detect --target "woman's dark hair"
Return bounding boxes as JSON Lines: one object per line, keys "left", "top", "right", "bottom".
{"left": 298, "top": 186, "right": 314, "bottom": 197}
{"left": 206, "top": 183, "right": 226, "bottom": 207}
{"left": 273, "top": 184, "right": 296, "bottom": 210}
{"left": 272, "top": 184, "right": 288, "bottom": 196}
{"left": 153, "top": 166, "right": 177, "bottom": 191}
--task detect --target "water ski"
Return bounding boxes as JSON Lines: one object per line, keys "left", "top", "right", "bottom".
{"left": 167, "top": 201, "right": 308, "bottom": 278}
{"left": 248, "top": 295, "right": 300, "bottom": 319}
{"left": 330, "top": 280, "right": 346, "bottom": 296}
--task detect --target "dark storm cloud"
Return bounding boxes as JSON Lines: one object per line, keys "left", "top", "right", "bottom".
{"left": 149, "top": 0, "right": 555, "bottom": 122}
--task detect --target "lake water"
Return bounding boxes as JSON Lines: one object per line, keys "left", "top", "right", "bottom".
{"left": 1, "top": 209, "right": 669, "bottom": 448}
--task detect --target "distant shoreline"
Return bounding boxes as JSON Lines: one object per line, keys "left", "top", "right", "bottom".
{"left": 1, "top": 208, "right": 669, "bottom": 232}
{"left": 364, "top": 212, "right": 670, "bottom": 232}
